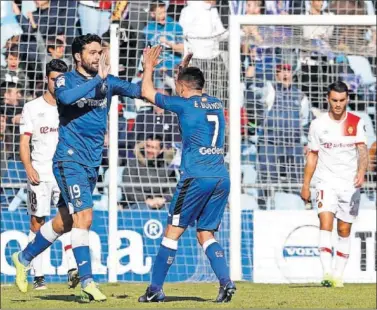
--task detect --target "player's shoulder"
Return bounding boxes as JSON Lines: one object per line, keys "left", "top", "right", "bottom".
{"left": 23, "top": 96, "right": 46, "bottom": 111}
{"left": 310, "top": 114, "right": 327, "bottom": 131}
{"left": 345, "top": 111, "right": 362, "bottom": 125}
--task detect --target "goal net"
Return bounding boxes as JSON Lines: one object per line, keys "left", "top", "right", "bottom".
{"left": 228, "top": 14, "right": 376, "bottom": 283}
{"left": 1, "top": 1, "right": 376, "bottom": 284}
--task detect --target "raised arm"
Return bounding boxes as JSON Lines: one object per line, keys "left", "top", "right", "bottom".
{"left": 55, "top": 53, "right": 110, "bottom": 105}
{"left": 55, "top": 74, "right": 102, "bottom": 105}
{"left": 141, "top": 45, "right": 163, "bottom": 104}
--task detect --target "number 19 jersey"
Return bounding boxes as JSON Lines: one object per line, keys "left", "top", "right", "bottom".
{"left": 155, "top": 93, "right": 228, "bottom": 178}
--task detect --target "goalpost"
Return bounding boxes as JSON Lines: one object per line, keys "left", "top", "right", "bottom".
{"left": 228, "top": 15, "right": 376, "bottom": 281}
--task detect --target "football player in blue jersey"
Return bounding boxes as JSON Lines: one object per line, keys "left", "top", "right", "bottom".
{"left": 138, "top": 46, "right": 236, "bottom": 303}
{"left": 12, "top": 34, "right": 142, "bottom": 302}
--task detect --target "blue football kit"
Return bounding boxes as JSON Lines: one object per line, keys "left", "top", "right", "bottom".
{"left": 154, "top": 93, "right": 230, "bottom": 231}
{"left": 53, "top": 70, "right": 141, "bottom": 213}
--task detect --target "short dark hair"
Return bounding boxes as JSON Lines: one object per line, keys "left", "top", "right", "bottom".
{"left": 46, "top": 59, "right": 69, "bottom": 77}
{"left": 177, "top": 67, "right": 205, "bottom": 90}
{"left": 47, "top": 38, "right": 64, "bottom": 53}
{"left": 149, "top": 0, "right": 165, "bottom": 12}
{"left": 71, "top": 34, "right": 102, "bottom": 63}
{"left": 327, "top": 81, "right": 349, "bottom": 96}
{"left": 146, "top": 134, "right": 164, "bottom": 149}
{"left": 5, "top": 45, "right": 19, "bottom": 59}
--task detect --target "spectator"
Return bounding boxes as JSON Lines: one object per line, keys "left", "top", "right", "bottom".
{"left": 0, "top": 114, "right": 14, "bottom": 171}
{"left": 121, "top": 135, "right": 175, "bottom": 210}
{"left": 38, "top": 38, "right": 73, "bottom": 76}
{"left": 78, "top": 0, "right": 111, "bottom": 36}
{"left": 179, "top": 1, "right": 228, "bottom": 102}
{"left": 0, "top": 45, "right": 28, "bottom": 90}
{"left": 242, "top": 1, "right": 263, "bottom": 46}
{"left": 1, "top": 82, "right": 24, "bottom": 127}
{"left": 0, "top": 1, "right": 23, "bottom": 65}
{"left": 128, "top": 89, "right": 180, "bottom": 149}
{"left": 303, "top": 0, "right": 334, "bottom": 43}
{"left": 167, "top": 0, "right": 186, "bottom": 21}
{"left": 255, "top": 60, "right": 310, "bottom": 209}
{"left": 15, "top": 0, "right": 65, "bottom": 41}
{"left": 143, "top": 1, "right": 184, "bottom": 87}
{"left": 265, "top": 0, "right": 290, "bottom": 15}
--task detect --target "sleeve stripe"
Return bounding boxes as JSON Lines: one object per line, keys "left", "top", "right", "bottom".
{"left": 23, "top": 132, "right": 32, "bottom": 136}
{"left": 310, "top": 150, "right": 319, "bottom": 154}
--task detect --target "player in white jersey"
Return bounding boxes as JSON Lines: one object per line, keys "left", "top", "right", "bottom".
{"left": 19, "top": 60, "right": 79, "bottom": 290}
{"left": 301, "top": 81, "right": 368, "bottom": 288}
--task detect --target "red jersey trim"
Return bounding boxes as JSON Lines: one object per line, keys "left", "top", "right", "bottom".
{"left": 23, "top": 132, "right": 32, "bottom": 136}
{"left": 343, "top": 113, "right": 360, "bottom": 137}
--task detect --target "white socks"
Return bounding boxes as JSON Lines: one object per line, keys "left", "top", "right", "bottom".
{"left": 319, "top": 230, "right": 351, "bottom": 280}
{"left": 59, "top": 232, "right": 77, "bottom": 271}
{"left": 334, "top": 236, "right": 351, "bottom": 279}
{"left": 319, "top": 230, "right": 333, "bottom": 275}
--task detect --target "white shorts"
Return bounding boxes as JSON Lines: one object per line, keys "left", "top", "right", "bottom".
{"left": 314, "top": 183, "right": 360, "bottom": 223}
{"left": 27, "top": 181, "right": 60, "bottom": 217}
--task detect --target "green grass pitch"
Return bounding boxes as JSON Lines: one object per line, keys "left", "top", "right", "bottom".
{"left": 1, "top": 282, "right": 376, "bottom": 309}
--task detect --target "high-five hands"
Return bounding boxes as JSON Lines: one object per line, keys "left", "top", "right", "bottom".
{"left": 178, "top": 53, "right": 193, "bottom": 72}
{"left": 143, "top": 45, "right": 163, "bottom": 70}
{"left": 98, "top": 52, "right": 111, "bottom": 79}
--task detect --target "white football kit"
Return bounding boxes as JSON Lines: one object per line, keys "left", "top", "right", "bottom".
{"left": 20, "top": 96, "right": 60, "bottom": 217}
{"left": 308, "top": 112, "right": 367, "bottom": 223}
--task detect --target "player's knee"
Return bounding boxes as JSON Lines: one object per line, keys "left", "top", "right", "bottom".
{"left": 337, "top": 227, "right": 351, "bottom": 238}
{"left": 164, "top": 224, "right": 184, "bottom": 240}
{"left": 30, "top": 216, "right": 45, "bottom": 233}
{"left": 73, "top": 209, "right": 93, "bottom": 229}
{"left": 196, "top": 230, "right": 215, "bottom": 246}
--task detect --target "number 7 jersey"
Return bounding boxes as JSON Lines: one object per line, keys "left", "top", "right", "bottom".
{"left": 155, "top": 93, "right": 228, "bottom": 178}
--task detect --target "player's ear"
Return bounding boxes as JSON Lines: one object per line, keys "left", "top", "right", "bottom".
{"left": 74, "top": 52, "right": 81, "bottom": 63}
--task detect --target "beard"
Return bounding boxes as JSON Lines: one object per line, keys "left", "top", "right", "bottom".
{"left": 81, "top": 61, "right": 98, "bottom": 76}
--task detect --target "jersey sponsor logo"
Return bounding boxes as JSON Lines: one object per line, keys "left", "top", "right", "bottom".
{"left": 323, "top": 142, "right": 354, "bottom": 149}
{"left": 56, "top": 75, "right": 65, "bottom": 88}
{"left": 40, "top": 126, "right": 58, "bottom": 134}
{"left": 76, "top": 97, "right": 107, "bottom": 109}
{"left": 199, "top": 147, "right": 224, "bottom": 155}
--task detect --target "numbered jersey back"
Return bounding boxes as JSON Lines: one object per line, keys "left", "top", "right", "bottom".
{"left": 155, "top": 93, "right": 228, "bottom": 178}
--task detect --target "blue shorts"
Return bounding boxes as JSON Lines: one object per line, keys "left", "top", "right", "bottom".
{"left": 168, "top": 177, "right": 230, "bottom": 231}
{"left": 53, "top": 161, "right": 98, "bottom": 213}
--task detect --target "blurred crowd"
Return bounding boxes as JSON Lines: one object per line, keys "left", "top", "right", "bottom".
{"left": 1, "top": 0, "right": 376, "bottom": 210}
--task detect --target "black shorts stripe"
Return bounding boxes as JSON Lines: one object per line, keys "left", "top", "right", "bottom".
{"left": 173, "top": 178, "right": 194, "bottom": 215}
{"left": 57, "top": 162, "right": 70, "bottom": 201}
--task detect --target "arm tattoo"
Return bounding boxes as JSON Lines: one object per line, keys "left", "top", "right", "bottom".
{"left": 357, "top": 144, "right": 369, "bottom": 175}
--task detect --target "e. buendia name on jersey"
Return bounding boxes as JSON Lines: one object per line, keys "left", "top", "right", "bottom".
{"left": 194, "top": 100, "right": 223, "bottom": 110}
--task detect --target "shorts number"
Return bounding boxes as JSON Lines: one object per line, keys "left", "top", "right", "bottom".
{"left": 69, "top": 184, "right": 81, "bottom": 199}
{"left": 316, "top": 190, "right": 324, "bottom": 202}
{"left": 207, "top": 115, "right": 219, "bottom": 147}
{"left": 28, "top": 191, "right": 37, "bottom": 211}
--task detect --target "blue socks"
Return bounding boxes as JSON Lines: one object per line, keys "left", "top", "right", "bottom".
{"left": 203, "top": 239, "right": 231, "bottom": 286}
{"left": 19, "top": 221, "right": 59, "bottom": 266}
{"left": 71, "top": 228, "right": 93, "bottom": 287}
{"left": 150, "top": 237, "right": 178, "bottom": 292}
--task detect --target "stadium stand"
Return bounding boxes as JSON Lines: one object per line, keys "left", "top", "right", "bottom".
{"left": 1, "top": 0, "right": 376, "bottom": 212}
